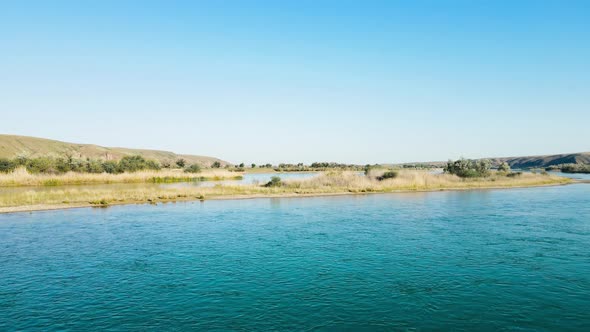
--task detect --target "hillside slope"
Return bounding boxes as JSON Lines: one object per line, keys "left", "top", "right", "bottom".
{"left": 0, "top": 135, "right": 229, "bottom": 167}
{"left": 489, "top": 152, "right": 590, "bottom": 168}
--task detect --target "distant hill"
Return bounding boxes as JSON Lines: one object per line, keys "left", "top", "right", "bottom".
{"left": 397, "top": 152, "right": 590, "bottom": 169}
{"left": 0, "top": 134, "right": 229, "bottom": 167}
{"left": 488, "top": 152, "right": 590, "bottom": 169}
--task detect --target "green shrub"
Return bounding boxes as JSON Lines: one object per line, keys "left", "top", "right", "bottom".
{"left": 184, "top": 164, "right": 202, "bottom": 173}
{"left": 264, "top": 176, "right": 282, "bottom": 187}
{"left": 211, "top": 161, "right": 222, "bottom": 168}
{"left": 55, "top": 158, "right": 72, "bottom": 173}
{"left": 507, "top": 172, "right": 523, "bottom": 177}
{"left": 118, "top": 155, "right": 160, "bottom": 172}
{"left": 145, "top": 159, "right": 161, "bottom": 170}
{"left": 560, "top": 163, "right": 590, "bottom": 173}
{"left": 14, "top": 154, "right": 29, "bottom": 166}
{"left": 26, "top": 157, "right": 58, "bottom": 174}
{"left": 377, "top": 171, "right": 398, "bottom": 181}
{"left": 0, "top": 158, "right": 16, "bottom": 173}
{"left": 86, "top": 159, "right": 105, "bottom": 173}
{"left": 102, "top": 160, "right": 121, "bottom": 174}
{"left": 444, "top": 158, "right": 491, "bottom": 178}
{"left": 497, "top": 161, "right": 511, "bottom": 173}
{"left": 176, "top": 158, "right": 186, "bottom": 168}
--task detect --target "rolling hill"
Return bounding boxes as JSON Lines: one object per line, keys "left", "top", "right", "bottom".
{"left": 489, "top": 152, "right": 590, "bottom": 169}
{"left": 0, "top": 134, "right": 229, "bottom": 167}
{"left": 398, "top": 152, "right": 590, "bottom": 169}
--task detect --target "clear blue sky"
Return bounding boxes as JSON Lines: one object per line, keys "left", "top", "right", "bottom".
{"left": 1, "top": 1, "right": 588, "bottom": 164}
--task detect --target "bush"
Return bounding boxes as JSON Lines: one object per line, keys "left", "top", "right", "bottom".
{"left": 118, "top": 155, "right": 160, "bottom": 172}
{"left": 161, "top": 160, "right": 172, "bottom": 168}
{"left": 184, "top": 164, "right": 202, "bottom": 173}
{"left": 102, "top": 160, "right": 120, "bottom": 174}
{"left": 377, "top": 171, "right": 398, "bottom": 181}
{"left": 26, "top": 157, "right": 58, "bottom": 174}
{"left": 211, "top": 161, "right": 221, "bottom": 168}
{"left": 0, "top": 155, "right": 165, "bottom": 175}
{"left": 497, "top": 161, "right": 511, "bottom": 173}
{"left": 145, "top": 159, "right": 161, "bottom": 171}
{"left": 176, "top": 158, "right": 186, "bottom": 168}
{"left": 0, "top": 158, "right": 16, "bottom": 173}
{"left": 55, "top": 158, "right": 72, "bottom": 173}
{"left": 86, "top": 159, "right": 105, "bottom": 173}
{"left": 560, "top": 163, "right": 590, "bottom": 173}
{"left": 444, "top": 158, "right": 491, "bottom": 178}
{"left": 507, "top": 172, "right": 523, "bottom": 177}
{"left": 264, "top": 176, "right": 282, "bottom": 187}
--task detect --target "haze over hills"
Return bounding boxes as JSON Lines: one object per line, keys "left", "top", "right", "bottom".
{"left": 398, "top": 153, "right": 590, "bottom": 169}
{"left": 488, "top": 153, "right": 590, "bottom": 169}
{"left": 1, "top": 134, "right": 588, "bottom": 170}
{"left": 0, "top": 134, "right": 229, "bottom": 167}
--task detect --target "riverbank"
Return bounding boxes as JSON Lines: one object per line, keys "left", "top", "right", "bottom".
{"left": 0, "top": 171, "right": 573, "bottom": 214}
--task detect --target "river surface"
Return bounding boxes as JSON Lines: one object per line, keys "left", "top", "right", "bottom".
{"left": 1, "top": 184, "right": 589, "bottom": 330}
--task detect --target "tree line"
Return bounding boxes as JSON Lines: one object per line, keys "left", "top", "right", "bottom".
{"left": 0, "top": 155, "right": 207, "bottom": 174}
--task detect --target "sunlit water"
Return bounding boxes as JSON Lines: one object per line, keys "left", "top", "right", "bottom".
{"left": 1, "top": 184, "right": 589, "bottom": 330}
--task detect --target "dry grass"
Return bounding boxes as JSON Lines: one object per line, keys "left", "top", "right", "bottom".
{"left": 284, "top": 170, "right": 571, "bottom": 192}
{"left": 0, "top": 167, "right": 242, "bottom": 187}
{"left": 0, "top": 169, "right": 572, "bottom": 213}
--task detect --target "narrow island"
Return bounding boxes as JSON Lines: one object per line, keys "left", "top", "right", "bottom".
{"left": 0, "top": 153, "right": 574, "bottom": 214}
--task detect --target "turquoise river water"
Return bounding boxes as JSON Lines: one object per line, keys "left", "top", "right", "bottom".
{"left": 1, "top": 184, "right": 589, "bottom": 330}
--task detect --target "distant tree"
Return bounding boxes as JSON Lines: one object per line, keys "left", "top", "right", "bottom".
{"left": 0, "top": 158, "right": 16, "bottom": 173}
{"left": 498, "top": 161, "right": 511, "bottom": 173}
{"left": 239, "top": 163, "right": 245, "bottom": 168}
{"left": 251, "top": 163, "right": 256, "bottom": 168}
{"left": 475, "top": 159, "right": 492, "bottom": 177}
{"left": 444, "top": 158, "right": 491, "bottom": 178}
{"left": 176, "top": 158, "right": 186, "bottom": 168}
{"left": 14, "top": 153, "right": 29, "bottom": 166}
{"left": 377, "top": 171, "right": 398, "bottom": 181}
{"left": 145, "top": 159, "right": 161, "bottom": 171}
{"left": 212, "top": 161, "right": 222, "bottom": 168}
{"left": 184, "top": 164, "right": 202, "bottom": 173}
{"left": 86, "top": 159, "right": 105, "bottom": 173}
{"left": 102, "top": 160, "right": 120, "bottom": 174}
{"left": 26, "top": 157, "right": 57, "bottom": 174}
{"left": 118, "top": 155, "right": 160, "bottom": 172}
{"left": 264, "top": 176, "right": 282, "bottom": 187}
{"left": 264, "top": 163, "right": 272, "bottom": 168}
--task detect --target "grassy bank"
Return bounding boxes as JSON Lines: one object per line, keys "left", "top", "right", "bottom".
{"left": 0, "top": 168, "right": 242, "bottom": 187}
{"left": 0, "top": 170, "right": 572, "bottom": 213}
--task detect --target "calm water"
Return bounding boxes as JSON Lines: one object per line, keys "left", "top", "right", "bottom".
{"left": 182, "top": 171, "right": 322, "bottom": 188}
{"left": 1, "top": 185, "right": 589, "bottom": 330}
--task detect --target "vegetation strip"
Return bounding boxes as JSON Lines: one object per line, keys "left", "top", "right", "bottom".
{"left": 0, "top": 169, "right": 572, "bottom": 214}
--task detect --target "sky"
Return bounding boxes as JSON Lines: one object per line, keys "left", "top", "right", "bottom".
{"left": 1, "top": 0, "right": 589, "bottom": 164}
